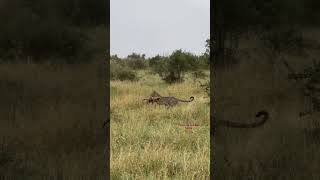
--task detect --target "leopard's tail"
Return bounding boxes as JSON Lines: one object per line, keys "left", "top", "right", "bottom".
{"left": 176, "top": 96, "right": 194, "bottom": 103}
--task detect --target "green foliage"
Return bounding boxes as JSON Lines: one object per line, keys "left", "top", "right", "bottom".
{"left": 110, "top": 60, "right": 138, "bottom": 81}
{"left": 169, "top": 50, "right": 198, "bottom": 71}
{"left": 149, "top": 55, "right": 166, "bottom": 69}
{"left": 110, "top": 38, "right": 209, "bottom": 82}
{"left": 111, "top": 54, "right": 121, "bottom": 61}
{"left": 115, "top": 53, "right": 148, "bottom": 70}
{"left": 127, "top": 59, "right": 148, "bottom": 70}
{"left": 127, "top": 53, "right": 146, "bottom": 60}
{"left": 150, "top": 50, "right": 200, "bottom": 83}
{"left": 196, "top": 53, "right": 209, "bottom": 69}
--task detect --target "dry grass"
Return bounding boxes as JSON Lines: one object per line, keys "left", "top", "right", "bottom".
{"left": 0, "top": 60, "right": 107, "bottom": 179}
{"left": 110, "top": 70, "right": 210, "bottom": 179}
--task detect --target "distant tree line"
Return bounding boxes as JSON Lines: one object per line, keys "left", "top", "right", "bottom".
{"left": 0, "top": 0, "right": 107, "bottom": 63}
{"left": 111, "top": 48, "right": 209, "bottom": 83}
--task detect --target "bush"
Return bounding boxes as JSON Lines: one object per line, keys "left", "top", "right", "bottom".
{"left": 116, "top": 69, "right": 138, "bottom": 81}
{"left": 151, "top": 50, "right": 199, "bottom": 83}
{"left": 126, "top": 59, "right": 148, "bottom": 70}
{"left": 198, "top": 54, "right": 210, "bottom": 69}
{"left": 110, "top": 60, "right": 138, "bottom": 81}
{"left": 150, "top": 57, "right": 168, "bottom": 75}
{"left": 122, "top": 53, "right": 147, "bottom": 70}
{"left": 149, "top": 55, "right": 161, "bottom": 66}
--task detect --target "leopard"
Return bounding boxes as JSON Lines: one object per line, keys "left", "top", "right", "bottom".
{"left": 143, "top": 91, "right": 161, "bottom": 105}
{"left": 152, "top": 93, "right": 194, "bottom": 108}
{"left": 143, "top": 91, "right": 194, "bottom": 108}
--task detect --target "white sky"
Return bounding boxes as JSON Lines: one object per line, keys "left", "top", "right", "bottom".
{"left": 111, "top": 0, "right": 210, "bottom": 58}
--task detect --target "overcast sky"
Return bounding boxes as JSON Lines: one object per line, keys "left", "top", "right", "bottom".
{"left": 111, "top": 0, "right": 210, "bottom": 58}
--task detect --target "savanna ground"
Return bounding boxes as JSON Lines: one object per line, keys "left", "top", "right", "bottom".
{"left": 110, "top": 70, "right": 210, "bottom": 179}
{"left": 0, "top": 27, "right": 107, "bottom": 179}
{"left": 215, "top": 28, "right": 320, "bottom": 179}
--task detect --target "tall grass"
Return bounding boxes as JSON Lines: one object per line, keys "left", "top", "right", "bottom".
{"left": 111, "top": 70, "right": 210, "bottom": 179}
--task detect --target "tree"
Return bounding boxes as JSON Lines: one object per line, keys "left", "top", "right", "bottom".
{"left": 126, "top": 52, "right": 147, "bottom": 70}
{"left": 152, "top": 50, "right": 198, "bottom": 83}
{"left": 127, "top": 53, "right": 141, "bottom": 59}
{"left": 110, "top": 54, "right": 120, "bottom": 61}
{"left": 149, "top": 55, "right": 165, "bottom": 68}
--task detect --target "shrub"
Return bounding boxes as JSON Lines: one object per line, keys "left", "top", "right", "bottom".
{"left": 151, "top": 50, "right": 199, "bottom": 83}
{"left": 116, "top": 68, "right": 138, "bottom": 81}
{"left": 123, "top": 53, "right": 148, "bottom": 70}
{"left": 150, "top": 57, "right": 168, "bottom": 76}
{"left": 198, "top": 54, "right": 210, "bottom": 69}
{"left": 149, "top": 55, "right": 164, "bottom": 67}
{"left": 126, "top": 59, "right": 148, "bottom": 70}
{"left": 110, "top": 60, "right": 138, "bottom": 81}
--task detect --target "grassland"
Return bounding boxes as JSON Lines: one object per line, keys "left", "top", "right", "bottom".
{"left": 110, "top": 70, "right": 210, "bottom": 179}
